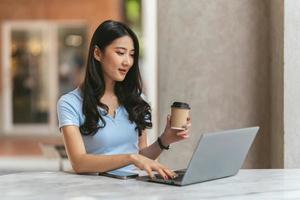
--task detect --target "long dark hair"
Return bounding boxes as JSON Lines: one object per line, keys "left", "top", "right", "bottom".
{"left": 79, "top": 20, "right": 152, "bottom": 136}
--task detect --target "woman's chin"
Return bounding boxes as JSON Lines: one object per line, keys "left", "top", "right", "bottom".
{"left": 115, "top": 76, "right": 126, "bottom": 82}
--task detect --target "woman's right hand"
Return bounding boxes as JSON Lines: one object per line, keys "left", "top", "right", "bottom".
{"left": 130, "top": 154, "right": 177, "bottom": 180}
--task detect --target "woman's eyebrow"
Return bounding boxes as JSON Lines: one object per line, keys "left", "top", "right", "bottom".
{"left": 114, "top": 47, "right": 135, "bottom": 51}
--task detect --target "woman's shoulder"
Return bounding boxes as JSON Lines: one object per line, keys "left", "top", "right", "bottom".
{"left": 57, "top": 87, "right": 83, "bottom": 108}
{"left": 57, "top": 88, "right": 83, "bottom": 127}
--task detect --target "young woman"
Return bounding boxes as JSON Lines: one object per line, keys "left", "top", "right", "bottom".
{"left": 57, "top": 20, "right": 191, "bottom": 180}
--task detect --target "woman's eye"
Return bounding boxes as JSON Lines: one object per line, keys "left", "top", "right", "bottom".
{"left": 116, "top": 52, "right": 125, "bottom": 55}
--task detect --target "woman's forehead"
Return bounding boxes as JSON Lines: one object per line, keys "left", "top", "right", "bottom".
{"left": 109, "top": 35, "right": 134, "bottom": 50}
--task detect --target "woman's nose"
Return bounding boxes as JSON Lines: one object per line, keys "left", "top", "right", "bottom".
{"left": 122, "top": 55, "right": 131, "bottom": 66}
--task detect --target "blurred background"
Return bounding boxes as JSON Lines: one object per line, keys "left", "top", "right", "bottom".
{"left": 1, "top": 0, "right": 300, "bottom": 175}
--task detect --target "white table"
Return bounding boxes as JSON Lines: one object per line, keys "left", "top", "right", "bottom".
{"left": 1, "top": 169, "right": 300, "bottom": 199}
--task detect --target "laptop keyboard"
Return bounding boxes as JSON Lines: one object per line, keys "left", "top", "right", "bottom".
{"left": 154, "top": 169, "right": 186, "bottom": 181}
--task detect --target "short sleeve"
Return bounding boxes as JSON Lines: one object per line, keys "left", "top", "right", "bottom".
{"left": 57, "top": 96, "right": 80, "bottom": 129}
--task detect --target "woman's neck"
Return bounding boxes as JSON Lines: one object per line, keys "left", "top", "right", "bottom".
{"left": 104, "top": 77, "right": 116, "bottom": 95}
{"left": 101, "top": 78, "right": 119, "bottom": 111}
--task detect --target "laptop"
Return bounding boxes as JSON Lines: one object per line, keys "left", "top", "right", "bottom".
{"left": 136, "top": 126, "right": 259, "bottom": 186}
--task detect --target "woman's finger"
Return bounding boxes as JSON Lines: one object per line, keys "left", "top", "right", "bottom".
{"left": 176, "top": 130, "right": 188, "bottom": 136}
{"left": 181, "top": 134, "right": 190, "bottom": 138}
{"left": 176, "top": 132, "right": 190, "bottom": 139}
{"left": 162, "top": 167, "right": 177, "bottom": 179}
{"left": 145, "top": 166, "right": 154, "bottom": 179}
{"left": 156, "top": 168, "right": 168, "bottom": 180}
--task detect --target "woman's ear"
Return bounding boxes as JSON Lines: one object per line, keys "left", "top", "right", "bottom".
{"left": 93, "top": 46, "right": 102, "bottom": 62}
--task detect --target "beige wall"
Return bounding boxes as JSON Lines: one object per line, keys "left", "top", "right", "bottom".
{"left": 270, "top": 0, "right": 284, "bottom": 168}
{"left": 157, "top": 0, "right": 271, "bottom": 169}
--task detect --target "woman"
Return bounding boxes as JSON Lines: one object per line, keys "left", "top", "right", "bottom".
{"left": 57, "top": 20, "right": 191, "bottom": 180}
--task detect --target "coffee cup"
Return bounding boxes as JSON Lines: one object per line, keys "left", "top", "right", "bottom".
{"left": 170, "top": 102, "right": 191, "bottom": 130}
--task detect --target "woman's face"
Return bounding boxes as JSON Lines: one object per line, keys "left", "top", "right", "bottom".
{"left": 96, "top": 35, "right": 135, "bottom": 82}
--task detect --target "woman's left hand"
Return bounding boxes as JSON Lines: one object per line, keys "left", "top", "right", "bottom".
{"left": 160, "top": 115, "right": 192, "bottom": 146}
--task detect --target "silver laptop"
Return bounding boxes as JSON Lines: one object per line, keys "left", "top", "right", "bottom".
{"left": 136, "top": 126, "right": 259, "bottom": 186}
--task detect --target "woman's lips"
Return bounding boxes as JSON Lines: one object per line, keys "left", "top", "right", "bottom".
{"left": 118, "top": 68, "right": 127, "bottom": 75}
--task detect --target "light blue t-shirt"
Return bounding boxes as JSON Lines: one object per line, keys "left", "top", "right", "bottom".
{"left": 57, "top": 88, "right": 139, "bottom": 173}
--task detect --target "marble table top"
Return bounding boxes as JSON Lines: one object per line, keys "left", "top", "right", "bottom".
{"left": 1, "top": 169, "right": 300, "bottom": 200}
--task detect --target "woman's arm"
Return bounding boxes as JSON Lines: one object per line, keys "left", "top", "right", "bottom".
{"left": 138, "top": 131, "right": 163, "bottom": 160}
{"left": 138, "top": 131, "right": 178, "bottom": 160}
{"left": 139, "top": 115, "right": 191, "bottom": 160}
{"left": 62, "top": 125, "right": 132, "bottom": 173}
{"left": 139, "top": 130, "right": 176, "bottom": 160}
{"left": 62, "top": 125, "right": 176, "bottom": 179}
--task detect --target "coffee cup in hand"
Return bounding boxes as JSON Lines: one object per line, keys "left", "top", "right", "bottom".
{"left": 170, "top": 102, "right": 191, "bottom": 130}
